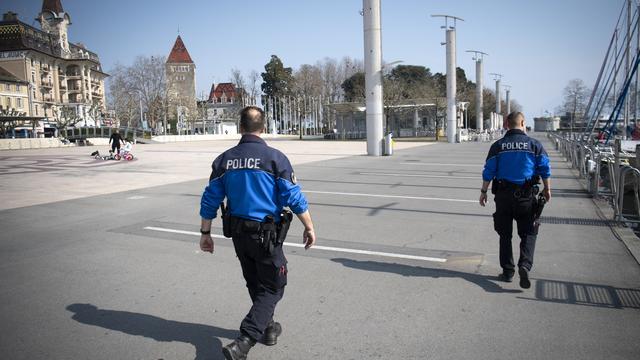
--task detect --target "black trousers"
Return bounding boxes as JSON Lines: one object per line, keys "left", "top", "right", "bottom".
{"left": 232, "top": 233, "right": 287, "bottom": 341}
{"left": 493, "top": 189, "right": 539, "bottom": 272}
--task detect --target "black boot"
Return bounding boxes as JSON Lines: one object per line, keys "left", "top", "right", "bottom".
{"left": 222, "top": 334, "right": 256, "bottom": 360}
{"left": 518, "top": 267, "right": 531, "bottom": 289}
{"left": 498, "top": 270, "right": 514, "bottom": 282}
{"left": 262, "top": 321, "right": 283, "bottom": 346}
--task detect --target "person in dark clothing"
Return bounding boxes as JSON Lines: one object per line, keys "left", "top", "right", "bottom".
{"left": 199, "top": 106, "right": 316, "bottom": 360}
{"left": 109, "top": 130, "right": 124, "bottom": 154}
{"left": 479, "top": 112, "right": 552, "bottom": 289}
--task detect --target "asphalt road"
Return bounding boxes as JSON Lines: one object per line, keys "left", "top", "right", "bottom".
{"left": 1, "top": 134, "right": 639, "bottom": 360}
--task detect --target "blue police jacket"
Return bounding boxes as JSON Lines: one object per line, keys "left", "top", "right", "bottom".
{"left": 482, "top": 129, "right": 551, "bottom": 185}
{"left": 200, "top": 134, "right": 308, "bottom": 221}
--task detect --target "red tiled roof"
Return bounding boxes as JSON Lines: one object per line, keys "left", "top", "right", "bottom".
{"left": 42, "top": 0, "right": 64, "bottom": 14}
{"left": 210, "top": 83, "right": 237, "bottom": 100}
{"left": 207, "top": 83, "right": 216, "bottom": 102}
{"left": 166, "top": 36, "right": 193, "bottom": 64}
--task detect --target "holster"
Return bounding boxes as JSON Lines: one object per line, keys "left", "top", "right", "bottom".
{"left": 221, "top": 202, "right": 232, "bottom": 238}
{"left": 261, "top": 216, "right": 278, "bottom": 254}
{"left": 277, "top": 210, "right": 293, "bottom": 245}
{"left": 226, "top": 212, "right": 292, "bottom": 255}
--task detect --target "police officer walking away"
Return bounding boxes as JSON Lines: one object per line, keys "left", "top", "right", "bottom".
{"left": 199, "top": 106, "right": 316, "bottom": 359}
{"left": 479, "top": 112, "right": 551, "bottom": 289}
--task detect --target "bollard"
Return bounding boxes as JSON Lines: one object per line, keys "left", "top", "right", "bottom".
{"left": 383, "top": 132, "right": 393, "bottom": 156}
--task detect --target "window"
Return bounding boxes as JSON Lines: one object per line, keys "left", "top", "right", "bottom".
{"left": 32, "top": 72, "right": 35, "bottom": 82}
{"left": 16, "top": 98, "right": 22, "bottom": 108}
{"left": 5, "top": 84, "right": 10, "bottom": 91}
{"left": 35, "top": 104, "right": 38, "bottom": 115}
{"left": 16, "top": 84, "right": 21, "bottom": 92}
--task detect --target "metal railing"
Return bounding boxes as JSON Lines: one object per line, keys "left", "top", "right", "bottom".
{"left": 548, "top": 132, "right": 640, "bottom": 223}
{"left": 63, "top": 126, "right": 152, "bottom": 141}
{"left": 618, "top": 166, "right": 640, "bottom": 223}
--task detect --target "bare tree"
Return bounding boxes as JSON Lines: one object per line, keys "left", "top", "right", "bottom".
{"left": 107, "top": 56, "right": 167, "bottom": 130}
{"left": 247, "top": 70, "right": 260, "bottom": 104}
{"left": 562, "top": 78, "right": 589, "bottom": 131}
{"left": 294, "top": 64, "right": 323, "bottom": 97}
{"left": 107, "top": 63, "right": 137, "bottom": 127}
{"left": 229, "top": 68, "right": 248, "bottom": 107}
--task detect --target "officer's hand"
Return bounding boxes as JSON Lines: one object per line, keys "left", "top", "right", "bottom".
{"left": 200, "top": 234, "right": 214, "bottom": 253}
{"left": 543, "top": 188, "right": 551, "bottom": 202}
{"left": 479, "top": 193, "right": 488, "bottom": 207}
{"left": 303, "top": 228, "right": 316, "bottom": 250}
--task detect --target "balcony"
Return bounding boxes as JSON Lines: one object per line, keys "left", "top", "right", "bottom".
{"left": 40, "top": 80, "right": 53, "bottom": 89}
{"left": 68, "top": 95, "right": 84, "bottom": 103}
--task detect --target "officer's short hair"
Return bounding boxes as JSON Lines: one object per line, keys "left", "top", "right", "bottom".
{"left": 507, "top": 111, "right": 524, "bottom": 128}
{"left": 240, "top": 106, "right": 266, "bottom": 133}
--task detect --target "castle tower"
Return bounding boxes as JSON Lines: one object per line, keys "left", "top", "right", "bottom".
{"left": 36, "top": 0, "right": 71, "bottom": 57}
{"left": 166, "top": 35, "right": 196, "bottom": 127}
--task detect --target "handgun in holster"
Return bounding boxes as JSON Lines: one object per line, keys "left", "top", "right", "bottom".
{"left": 532, "top": 194, "right": 546, "bottom": 234}
{"left": 277, "top": 210, "right": 293, "bottom": 245}
{"left": 261, "top": 210, "right": 293, "bottom": 254}
{"left": 261, "top": 215, "right": 278, "bottom": 254}
{"left": 220, "top": 201, "right": 232, "bottom": 238}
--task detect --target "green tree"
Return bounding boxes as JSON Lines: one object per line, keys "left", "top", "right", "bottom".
{"left": 387, "top": 65, "right": 432, "bottom": 99}
{"left": 261, "top": 55, "right": 294, "bottom": 97}
{"left": 341, "top": 72, "right": 365, "bottom": 102}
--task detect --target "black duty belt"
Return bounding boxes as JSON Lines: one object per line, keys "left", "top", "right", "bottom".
{"left": 220, "top": 202, "right": 292, "bottom": 254}
{"left": 493, "top": 179, "right": 537, "bottom": 198}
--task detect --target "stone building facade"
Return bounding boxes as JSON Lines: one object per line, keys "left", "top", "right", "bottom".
{"left": 0, "top": 0, "right": 107, "bottom": 133}
{"left": 165, "top": 35, "right": 196, "bottom": 130}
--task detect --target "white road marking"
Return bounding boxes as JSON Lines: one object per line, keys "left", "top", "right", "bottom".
{"left": 143, "top": 226, "right": 447, "bottom": 263}
{"left": 402, "top": 162, "right": 481, "bottom": 167}
{"left": 304, "top": 190, "right": 476, "bottom": 203}
{"left": 127, "top": 196, "right": 146, "bottom": 200}
{"left": 360, "top": 172, "right": 478, "bottom": 180}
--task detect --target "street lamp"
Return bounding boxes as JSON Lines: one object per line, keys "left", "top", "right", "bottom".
{"left": 432, "top": 14, "right": 464, "bottom": 143}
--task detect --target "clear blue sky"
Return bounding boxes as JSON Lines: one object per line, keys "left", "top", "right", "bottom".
{"left": 2, "top": 0, "right": 623, "bottom": 116}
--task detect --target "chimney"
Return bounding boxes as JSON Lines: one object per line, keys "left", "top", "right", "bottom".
{"left": 3, "top": 12, "right": 19, "bottom": 21}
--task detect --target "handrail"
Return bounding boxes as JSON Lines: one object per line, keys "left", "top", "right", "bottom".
{"left": 617, "top": 165, "right": 640, "bottom": 222}
{"left": 548, "top": 131, "right": 640, "bottom": 222}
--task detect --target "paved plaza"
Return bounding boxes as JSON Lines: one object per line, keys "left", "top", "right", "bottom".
{"left": 1, "top": 135, "right": 639, "bottom": 360}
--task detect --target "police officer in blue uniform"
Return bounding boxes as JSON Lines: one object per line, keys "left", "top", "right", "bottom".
{"left": 199, "top": 106, "right": 316, "bottom": 360}
{"left": 479, "top": 112, "right": 551, "bottom": 289}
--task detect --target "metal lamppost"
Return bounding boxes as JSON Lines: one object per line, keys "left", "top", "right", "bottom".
{"left": 362, "top": 0, "right": 384, "bottom": 156}
{"left": 503, "top": 85, "right": 512, "bottom": 115}
{"left": 490, "top": 73, "right": 503, "bottom": 114}
{"left": 466, "top": 50, "right": 487, "bottom": 132}
{"left": 432, "top": 14, "right": 464, "bottom": 143}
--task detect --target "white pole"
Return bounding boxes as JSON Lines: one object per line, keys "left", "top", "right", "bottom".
{"left": 506, "top": 89, "right": 511, "bottom": 115}
{"left": 446, "top": 29, "right": 457, "bottom": 143}
{"left": 495, "top": 78, "right": 501, "bottom": 114}
{"left": 476, "top": 58, "right": 483, "bottom": 132}
{"left": 363, "top": 0, "right": 384, "bottom": 156}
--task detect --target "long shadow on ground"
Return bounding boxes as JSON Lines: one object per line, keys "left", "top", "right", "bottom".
{"left": 332, "top": 258, "right": 640, "bottom": 309}
{"left": 331, "top": 258, "right": 521, "bottom": 294}
{"left": 66, "top": 303, "right": 237, "bottom": 360}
